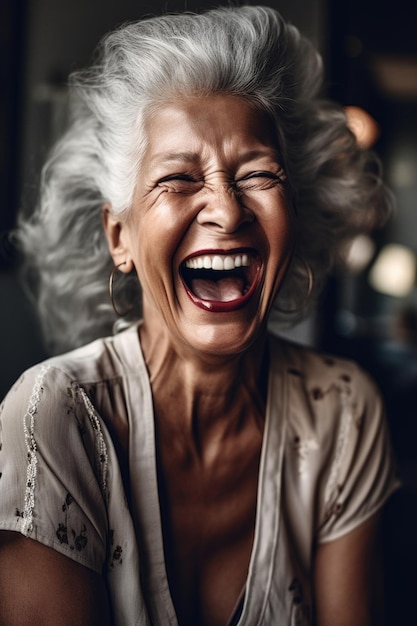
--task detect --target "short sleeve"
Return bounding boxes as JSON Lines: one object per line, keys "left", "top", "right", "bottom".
{"left": 0, "top": 363, "right": 108, "bottom": 572}
{"left": 317, "top": 364, "right": 400, "bottom": 543}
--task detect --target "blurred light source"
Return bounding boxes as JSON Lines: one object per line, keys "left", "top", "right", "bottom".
{"left": 390, "top": 158, "right": 417, "bottom": 188}
{"left": 345, "top": 106, "right": 380, "bottom": 148}
{"left": 372, "top": 55, "right": 417, "bottom": 100}
{"left": 345, "top": 234, "right": 376, "bottom": 274}
{"left": 369, "top": 244, "right": 416, "bottom": 297}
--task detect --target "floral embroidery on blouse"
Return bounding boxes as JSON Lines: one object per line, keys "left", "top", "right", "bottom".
{"left": 322, "top": 498, "right": 345, "bottom": 525}
{"left": 288, "top": 577, "right": 303, "bottom": 605}
{"left": 78, "top": 386, "right": 109, "bottom": 499}
{"left": 110, "top": 544, "right": 124, "bottom": 568}
{"left": 21, "top": 364, "right": 51, "bottom": 535}
{"left": 289, "top": 356, "right": 367, "bottom": 526}
{"left": 309, "top": 363, "right": 365, "bottom": 522}
{"left": 323, "top": 385, "right": 353, "bottom": 508}
{"left": 293, "top": 435, "right": 319, "bottom": 475}
{"left": 288, "top": 577, "right": 311, "bottom": 624}
{"left": 108, "top": 529, "right": 124, "bottom": 569}
{"left": 56, "top": 492, "right": 88, "bottom": 551}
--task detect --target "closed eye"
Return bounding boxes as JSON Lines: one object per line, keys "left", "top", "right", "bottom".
{"left": 157, "top": 173, "right": 204, "bottom": 194}
{"left": 158, "top": 173, "right": 196, "bottom": 182}
{"left": 234, "top": 171, "right": 285, "bottom": 192}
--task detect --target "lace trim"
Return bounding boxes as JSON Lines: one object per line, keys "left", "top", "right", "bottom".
{"left": 21, "top": 365, "right": 51, "bottom": 535}
{"left": 78, "top": 387, "right": 109, "bottom": 498}
{"left": 324, "top": 388, "right": 353, "bottom": 506}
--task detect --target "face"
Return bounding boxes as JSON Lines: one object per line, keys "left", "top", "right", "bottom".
{"left": 106, "top": 95, "right": 295, "bottom": 358}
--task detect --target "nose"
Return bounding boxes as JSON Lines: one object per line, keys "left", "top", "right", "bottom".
{"left": 196, "top": 185, "right": 254, "bottom": 233}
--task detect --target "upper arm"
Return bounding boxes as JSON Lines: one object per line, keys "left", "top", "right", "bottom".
{"left": 313, "top": 513, "right": 383, "bottom": 626}
{"left": 0, "top": 531, "right": 111, "bottom": 626}
{"left": 0, "top": 365, "right": 107, "bottom": 572}
{"left": 316, "top": 364, "right": 399, "bottom": 545}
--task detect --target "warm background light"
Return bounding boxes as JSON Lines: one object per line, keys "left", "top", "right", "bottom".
{"left": 369, "top": 244, "right": 416, "bottom": 297}
{"left": 345, "top": 105, "right": 380, "bottom": 148}
{"left": 345, "top": 234, "right": 376, "bottom": 274}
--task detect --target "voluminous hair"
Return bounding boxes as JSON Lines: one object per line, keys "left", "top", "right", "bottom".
{"left": 17, "top": 5, "right": 393, "bottom": 354}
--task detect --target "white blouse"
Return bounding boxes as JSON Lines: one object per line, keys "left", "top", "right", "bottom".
{"left": 0, "top": 323, "right": 399, "bottom": 625}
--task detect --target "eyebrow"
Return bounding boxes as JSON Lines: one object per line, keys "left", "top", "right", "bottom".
{"left": 150, "top": 148, "right": 281, "bottom": 166}
{"left": 150, "top": 151, "right": 200, "bottom": 165}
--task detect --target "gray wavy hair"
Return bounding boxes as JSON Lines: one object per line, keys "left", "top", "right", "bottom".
{"left": 17, "top": 5, "right": 392, "bottom": 354}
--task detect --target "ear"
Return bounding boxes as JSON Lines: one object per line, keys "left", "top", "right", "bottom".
{"left": 102, "top": 205, "right": 134, "bottom": 273}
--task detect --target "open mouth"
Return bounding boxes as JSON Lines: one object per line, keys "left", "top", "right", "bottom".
{"left": 180, "top": 250, "right": 261, "bottom": 312}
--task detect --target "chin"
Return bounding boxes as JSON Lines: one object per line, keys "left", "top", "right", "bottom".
{"left": 177, "top": 314, "right": 267, "bottom": 360}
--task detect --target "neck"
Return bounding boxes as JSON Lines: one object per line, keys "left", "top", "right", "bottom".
{"left": 139, "top": 313, "right": 269, "bottom": 441}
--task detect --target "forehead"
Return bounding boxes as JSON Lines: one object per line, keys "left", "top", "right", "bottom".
{"left": 142, "top": 95, "right": 279, "bottom": 165}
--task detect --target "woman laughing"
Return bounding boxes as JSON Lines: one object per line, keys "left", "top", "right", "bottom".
{"left": 0, "top": 6, "right": 398, "bottom": 625}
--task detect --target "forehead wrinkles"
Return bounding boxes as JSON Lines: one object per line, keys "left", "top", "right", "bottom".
{"left": 148, "top": 148, "right": 282, "bottom": 171}
{"left": 149, "top": 150, "right": 200, "bottom": 167}
{"left": 142, "top": 97, "right": 282, "bottom": 171}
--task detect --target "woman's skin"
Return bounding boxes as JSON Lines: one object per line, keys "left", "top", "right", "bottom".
{"left": 0, "top": 95, "right": 382, "bottom": 626}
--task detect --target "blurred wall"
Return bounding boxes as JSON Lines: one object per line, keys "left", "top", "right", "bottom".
{"left": 322, "top": 3, "right": 417, "bottom": 622}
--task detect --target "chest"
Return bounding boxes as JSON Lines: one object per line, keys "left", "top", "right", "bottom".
{"left": 155, "top": 419, "right": 263, "bottom": 626}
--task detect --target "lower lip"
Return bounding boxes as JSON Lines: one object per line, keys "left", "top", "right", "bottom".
{"left": 181, "top": 267, "right": 262, "bottom": 313}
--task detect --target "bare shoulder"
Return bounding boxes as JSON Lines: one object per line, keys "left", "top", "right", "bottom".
{"left": 0, "top": 531, "right": 111, "bottom": 626}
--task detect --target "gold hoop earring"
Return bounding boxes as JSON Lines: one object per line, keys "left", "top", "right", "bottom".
{"left": 276, "top": 257, "right": 314, "bottom": 314}
{"left": 109, "top": 262, "right": 133, "bottom": 317}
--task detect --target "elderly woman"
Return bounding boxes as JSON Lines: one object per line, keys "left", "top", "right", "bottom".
{"left": 0, "top": 6, "right": 398, "bottom": 626}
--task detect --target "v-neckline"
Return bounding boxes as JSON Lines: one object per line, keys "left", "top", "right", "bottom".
{"left": 119, "top": 325, "right": 288, "bottom": 625}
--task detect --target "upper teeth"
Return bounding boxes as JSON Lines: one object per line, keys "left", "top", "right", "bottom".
{"left": 185, "top": 254, "right": 250, "bottom": 271}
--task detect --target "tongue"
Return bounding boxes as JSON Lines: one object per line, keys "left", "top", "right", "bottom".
{"left": 191, "top": 277, "right": 245, "bottom": 302}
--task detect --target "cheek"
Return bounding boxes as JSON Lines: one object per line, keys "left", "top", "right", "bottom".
{"left": 278, "top": 216, "right": 296, "bottom": 252}
{"left": 260, "top": 199, "right": 295, "bottom": 251}
{"left": 131, "top": 214, "right": 183, "bottom": 295}
{"left": 142, "top": 199, "right": 198, "bottom": 260}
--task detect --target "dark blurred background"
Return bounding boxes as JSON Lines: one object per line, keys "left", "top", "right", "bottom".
{"left": 1, "top": 0, "right": 416, "bottom": 622}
